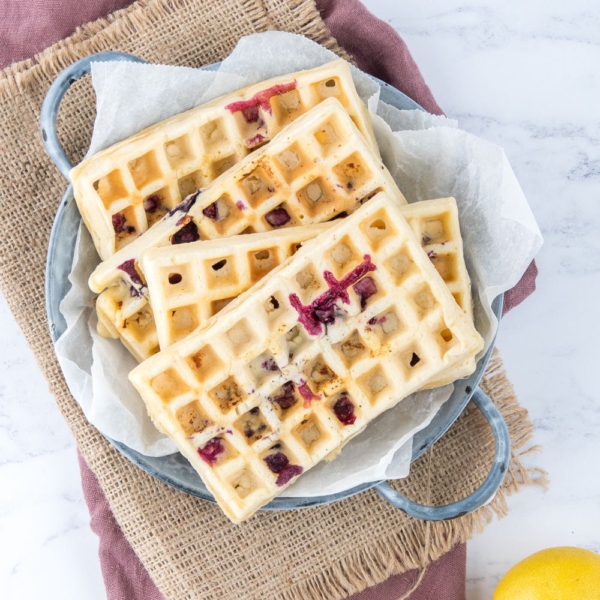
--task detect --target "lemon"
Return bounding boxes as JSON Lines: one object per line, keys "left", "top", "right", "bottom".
{"left": 494, "top": 547, "right": 600, "bottom": 599}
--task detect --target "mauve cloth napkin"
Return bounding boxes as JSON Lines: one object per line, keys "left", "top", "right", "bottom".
{"left": 1, "top": 0, "right": 537, "bottom": 598}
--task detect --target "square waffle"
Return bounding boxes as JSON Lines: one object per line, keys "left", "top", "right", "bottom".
{"left": 128, "top": 192, "right": 483, "bottom": 522}
{"left": 71, "top": 60, "right": 376, "bottom": 261}
{"left": 89, "top": 98, "right": 406, "bottom": 361}
{"left": 140, "top": 223, "right": 332, "bottom": 349}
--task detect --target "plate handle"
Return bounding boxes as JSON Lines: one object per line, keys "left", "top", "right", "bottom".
{"left": 40, "top": 51, "right": 146, "bottom": 180}
{"left": 374, "top": 387, "right": 510, "bottom": 520}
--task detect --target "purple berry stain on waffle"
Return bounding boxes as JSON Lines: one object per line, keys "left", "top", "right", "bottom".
{"left": 167, "top": 191, "right": 199, "bottom": 217}
{"left": 263, "top": 451, "right": 303, "bottom": 486}
{"left": 171, "top": 221, "right": 200, "bottom": 244}
{"left": 246, "top": 133, "right": 266, "bottom": 148}
{"left": 202, "top": 201, "right": 219, "bottom": 221}
{"left": 117, "top": 259, "right": 144, "bottom": 287}
{"left": 367, "top": 315, "right": 386, "bottom": 326}
{"left": 271, "top": 382, "right": 297, "bottom": 410}
{"left": 265, "top": 207, "right": 291, "bottom": 228}
{"left": 225, "top": 81, "right": 297, "bottom": 123}
{"left": 197, "top": 437, "right": 225, "bottom": 465}
{"left": 353, "top": 277, "right": 378, "bottom": 310}
{"left": 112, "top": 213, "right": 135, "bottom": 235}
{"left": 129, "top": 286, "right": 144, "bottom": 299}
{"left": 289, "top": 255, "right": 377, "bottom": 335}
{"left": 297, "top": 380, "right": 321, "bottom": 406}
{"left": 236, "top": 201, "right": 246, "bottom": 211}
{"left": 261, "top": 358, "right": 279, "bottom": 372}
{"left": 143, "top": 195, "right": 160, "bottom": 213}
{"left": 333, "top": 393, "right": 356, "bottom": 426}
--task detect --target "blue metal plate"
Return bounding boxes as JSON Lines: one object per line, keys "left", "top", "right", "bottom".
{"left": 45, "top": 61, "right": 502, "bottom": 510}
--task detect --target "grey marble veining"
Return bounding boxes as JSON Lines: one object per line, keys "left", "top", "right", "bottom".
{"left": 0, "top": 293, "right": 105, "bottom": 599}
{"left": 362, "top": 0, "right": 600, "bottom": 596}
{"left": 1, "top": 1, "right": 599, "bottom": 598}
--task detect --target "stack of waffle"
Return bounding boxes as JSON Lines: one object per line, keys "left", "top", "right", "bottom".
{"left": 73, "top": 60, "right": 483, "bottom": 522}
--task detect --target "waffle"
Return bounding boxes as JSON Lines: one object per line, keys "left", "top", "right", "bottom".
{"left": 400, "top": 197, "right": 476, "bottom": 386}
{"left": 128, "top": 192, "right": 483, "bottom": 522}
{"left": 71, "top": 60, "right": 376, "bottom": 261}
{"left": 140, "top": 223, "right": 332, "bottom": 350}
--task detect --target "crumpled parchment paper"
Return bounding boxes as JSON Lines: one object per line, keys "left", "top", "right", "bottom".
{"left": 54, "top": 32, "right": 542, "bottom": 497}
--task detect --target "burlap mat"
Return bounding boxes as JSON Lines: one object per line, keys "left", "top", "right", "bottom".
{"left": 0, "top": 0, "right": 545, "bottom": 598}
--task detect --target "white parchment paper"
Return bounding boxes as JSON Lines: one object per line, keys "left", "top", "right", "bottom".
{"left": 54, "top": 32, "right": 542, "bottom": 496}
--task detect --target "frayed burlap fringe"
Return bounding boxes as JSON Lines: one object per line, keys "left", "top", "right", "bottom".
{"left": 0, "top": 0, "right": 543, "bottom": 597}
{"left": 0, "top": 0, "right": 352, "bottom": 101}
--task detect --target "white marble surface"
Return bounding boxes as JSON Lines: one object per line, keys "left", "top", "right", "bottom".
{"left": 1, "top": 1, "right": 599, "bottom": 598}
{"left": 364, "top": 0, "right": 600, "bottom": 596}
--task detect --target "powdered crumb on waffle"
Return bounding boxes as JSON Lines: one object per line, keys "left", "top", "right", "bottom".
{"left": 128, "top": 192, "right": 483, "bottom": 523}
{"left": 71, "top": 60, "right": 376, "bottom": 261}
{"left": 140, "top": 224, "right": 332, "bottom": 350}
{"left": 400, "top": 197, "right": 476, "bottom": 386}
